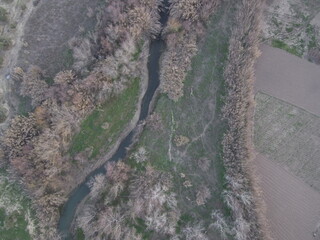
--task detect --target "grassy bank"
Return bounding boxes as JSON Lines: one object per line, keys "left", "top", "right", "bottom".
{"left": 69, "top": 77, "right": 140, "bottom": 159}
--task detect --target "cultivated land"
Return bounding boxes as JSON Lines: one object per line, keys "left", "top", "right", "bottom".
{"left": 254, "top": 92, "right": 320, "bottom": 191}
{"left": 255, "top": 44, "right": 320, "bottom": 116}
{"left": 254, "top": 153, "right": 320, "bottom": 240}
{"left": 253, "top": 38, "right": 320, "bottom": 238}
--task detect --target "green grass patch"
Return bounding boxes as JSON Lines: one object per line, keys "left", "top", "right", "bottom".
{"left": 69, "top": 77, "right": 140, "bottom": 159}
{"left": 0, "top": 169, "right": 37, "bottom": 240}
{"left": 271, "top": 39, "right": 302, "bottom": 57}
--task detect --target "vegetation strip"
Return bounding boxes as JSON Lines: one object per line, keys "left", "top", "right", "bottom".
{"left": 222, "top": 0, "right": 271, "bottom": 239}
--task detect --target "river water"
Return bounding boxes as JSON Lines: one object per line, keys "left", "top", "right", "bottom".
{"left": 57, "top": 1, "right": 169, "bottom": 239}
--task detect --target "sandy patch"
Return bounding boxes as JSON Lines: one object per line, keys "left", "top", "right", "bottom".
{"left": 255, "top": 44, "right": 320, "bottom": 116}
{"left": 254, "top": 153, "right": 320, "bottom": 240}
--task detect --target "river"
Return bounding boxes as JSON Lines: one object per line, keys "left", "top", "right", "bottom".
{"left": 57, "top": 1, "right": 169, "bottom": 239}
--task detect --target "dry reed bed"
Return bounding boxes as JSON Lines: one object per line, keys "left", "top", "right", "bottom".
{"left": 221, "top": 0, "right": 271, "bottom": 239}
{"left": 160, "top": 0, "right": 220, "bottom": 101}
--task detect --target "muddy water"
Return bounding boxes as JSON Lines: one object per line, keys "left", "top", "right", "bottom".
{"left": 57, "top": 2, "right": 169, "bottom": 239}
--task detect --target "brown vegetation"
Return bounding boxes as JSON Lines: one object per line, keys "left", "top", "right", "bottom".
{"left": 160, "top": 0, "right": 220, "bottom": 101}
{"left": 221, "top": 0, "right": 270, "bottom": 239}
{"left": 77, "top": 162, "right": 181, "bottom": 239}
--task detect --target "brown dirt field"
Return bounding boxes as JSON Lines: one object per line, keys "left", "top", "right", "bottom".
{"left": 254, "top": 44, "right": 320, "bottom": 116}
{"left": 255, "top": 153, "right": 320, "bottom": 240}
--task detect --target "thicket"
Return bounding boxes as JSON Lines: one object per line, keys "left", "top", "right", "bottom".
{"left": 160, "top": 0, "right": 220, "bottom": 101}
{"left": 76, "top": 158, "right": 212, "bottom": 240}
{"left": 1, "top": 0, "right": 162, "bottom": 238}
{"left": 221, "top": 0, "right": 271, "bottom": 239}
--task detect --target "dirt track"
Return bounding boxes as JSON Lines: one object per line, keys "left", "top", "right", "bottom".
{"left": 255, "top": 44, "right": 320, "bottom": 116}
{"left": 255, "top": 153, "right": 320, "bottom": 240}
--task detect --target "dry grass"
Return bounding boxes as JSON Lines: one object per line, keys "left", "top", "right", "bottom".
{"left": 221, "top": 0, "right": 271, "bottom": 239}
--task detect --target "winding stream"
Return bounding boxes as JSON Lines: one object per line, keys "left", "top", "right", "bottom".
{"left": 57, "top": 1, "right": 169, "bottom": 239}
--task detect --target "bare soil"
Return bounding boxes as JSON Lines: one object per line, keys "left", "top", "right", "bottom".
{"left": 255, "top": 44, "right": 320, "bottom": 116}
{"left": 254, "top": 153, "right": 320, "bottom": 240}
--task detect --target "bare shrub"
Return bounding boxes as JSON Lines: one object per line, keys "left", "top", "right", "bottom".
{"left": 170, "top": 0, "right": 221, "bottom": 21}
{"left": 147, "top": 112, "right": 163, "bottom": 131}
{"left": 106, "top": 162, "right": 131, "bottom": 199}
{"left": 3, "top": 114, "right": 39, "bottom": 158}
{"left": 20, "top": 66, "right": 48, "bottom": 107}
{"left": 88, "top": 174, "right": 106, "bottom": 198}
{"left": 169, "top": 0, "right": 202, "bottom": 21}
{"left": 131, "top": 146, "right": 148, "bottom": 163}
{"left": 197, "top": 157, "right": 210, "bottom": 172}
{"left": 182, "top": 223, "right": 209, "bottom": 240}
{"left": 127, "top": 6, "right": 161, "bottom": 38}
{"left": 53, "top": 70, "right": 75, "bottom": 84}
{"left": 97, "top": 206, "right": 126, "bottom": 240}
{"left": 174, "top": 135, "right": 190, "bottom": 147}
{"left": 160, "top": 37, "right": 197, "bottom": 100}
{"left": 77, "top": 206, "right": 96, "bottom": 236}
{"left": 211, "top": 210, "right": 230, "bottom": 239}
{"left": 196, "top": 185, "right": 211, "bottom": 206}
